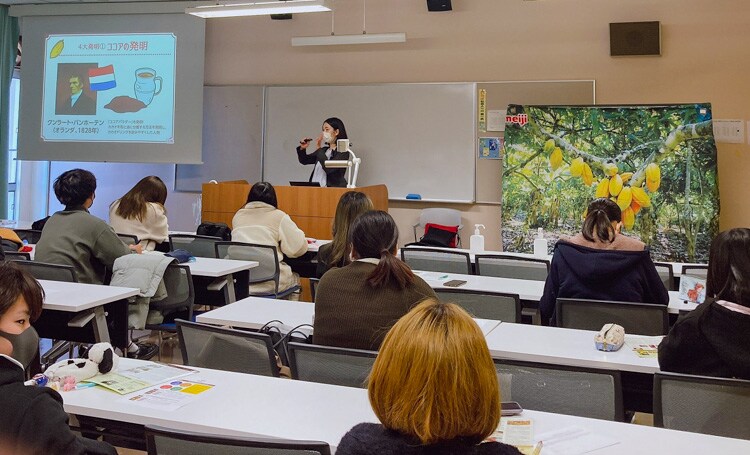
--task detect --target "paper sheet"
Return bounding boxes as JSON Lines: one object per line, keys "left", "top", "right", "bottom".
{"left": 536, "top": 426, "right": 619, "bottom": 455}
{"left": 118, "top": 362, "right": 194, "bottom": 384}
{"left": 85, "top": 373, "right": 151, "bottom": 395}
{"left": 123, "top": 379, "right": 214, "bottom": 412}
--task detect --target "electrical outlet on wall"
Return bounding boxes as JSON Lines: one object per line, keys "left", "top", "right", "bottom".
{"left": 713, "top": 119, "right": 744, "bottom": 144}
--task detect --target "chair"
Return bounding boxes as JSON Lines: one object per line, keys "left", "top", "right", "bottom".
{"left": 288, "top": 342, "right": 377, "bottom": 388}
{"left": 494, "top": 358, "right": 623, "bottom": 421}
{"left": 145, "top": 264, "right": 195, "bottom": 358}
{"left": 176, "top": 319, "right": 279, "bottom": 377}
{"left": 309, "top": 277, "right": 320, "bottom": 302}
{"left": 400, "top": 247, "right": 472, "bottom": 275}
{"left": 14, "top": 260, "right": 77, "bottom": 282}
{"left": 169, "top": 234, "right": 221, "bottom": 258}
{"left": 412, "top": 208, "right": 463, "bottom": 246}
{"left": 475, "top": 254, "right": 550, "bottom": 281}
{"left": 14, "top": 229, "right": 43, "bottom": 244}
{"left": 116, "top": 233, "right": 139, "bottom": 246}
{"left": 434, "top": 288, "right": 521, "bottom": 322}
{"left": 682, "top": 264, "right": 708, "bottom": 280}
{"left": 556, "top": 298, "right": 669, "bottom": 336}
{"left": 4, "top": 251, "right": 31, "bottom": 261}
{"left": 653, "top": 262, "right": 676, "bottom": 291}
{"left": 145, "top": 425, "right": 331, "bottom": 455}
{"left": 654, "top": 371, "right": 750, "bottom": 440}
{"left": 215, "top": 241, "right": 299, "bottom": 299}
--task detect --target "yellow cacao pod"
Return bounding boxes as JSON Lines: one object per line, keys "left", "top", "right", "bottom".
{"left": 605, "top": 163, "right": 619, "bottom": 177}
{"left": 631, "top": 186, "right": 651, "bottom": 208}
{"left": 581, "top": 163, "right": 594, "bottom": 186}
{"left": 50, "top": 40, "right": 65, "bottom": 59}
{"left": 595, "top": 178, "right": 610, "bottom": 198}
{"left": 646, "top": 176, "right": 661, "bottom": 192}
{"left": 617, "top": 186, "right": 632, "bottom": 211}
{"left": 622, "top": 207, "right": 635, "bottom": 229}
{"left": 544, "top": 139, "right": 556, "bottom": 153}
{"left": 609, "top": 174, "right": 623, "bottom": 196}
{"left": 631, "top": 200, "right": 642, "bottom": 214}
{"left": 569, "top": 157, "right": 585, "bottom": 177}
{"left": 645, "top": 163, "right": 661, "bottom": 192}
{"left": 620, "top": 172, "right": 633, "bottom": 184}
{"left": 550, "top": 147, "right": 563, "bottom": 170}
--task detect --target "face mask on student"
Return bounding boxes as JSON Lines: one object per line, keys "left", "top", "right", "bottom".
{"left": 322, "top": 132, "right": 334, "bottom": 144}
{"left": 0, "top": 326, "right": 40, "bottom": 369}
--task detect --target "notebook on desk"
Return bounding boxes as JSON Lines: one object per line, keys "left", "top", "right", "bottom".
{"left": 289, "top": 181, "right": 321, "bottom": 187}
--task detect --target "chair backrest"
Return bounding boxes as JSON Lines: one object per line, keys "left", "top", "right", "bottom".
{"left": 653, "top": 262, "right": 676, "bottom": 291}
{"left": 556, "top": 298, "right": 669, "bottom": 336}
{"left": 400, "top": 247, "right": 472, "bottom": 275}
{"left": 14, "top": 229, "right": 43, "bottom": 244}
{"left": 149, "top": 264, "right": 195, "bottom": 314}
{"left": 682, "top": 265, "right": 708, "bottom": 280}
{"left": 494, "top": 358, "right": 623, "bottom": 421}
{"left": 4, "top": 251, "right": 31, "bottom": 261}
{"left": 145, "top": 425, "right": 331, "bottom": 455}
{"left": 116, "top": 233, "right": 139, "bottom": 246}
{"left": 15, "top": 260, "right": 77, "bottom": 282}
{"left": 169, "top": 234, "right": 221, "bottom": 258}
{"left": 419, "top": 208, "right": 462, "bottom": 228}
{"left": 288, "top": 342, "right": 377, "bottom": 388}
{"left": 176, "top": 320, "right": 279, "bottom": 377}
{"left": 215, "top": 241, "right": 280, "bottom": 292}
{"left": 654, "top": 371, "right": 750, "bottom": 439}
{"left": 309, "top": 277, "right": 320, "bottom": 302}
{"left": 475, "top": 254, "right": 549, "bottom": 281}
{"left": 434, "top": 288, "right": 521, "bottom": 322}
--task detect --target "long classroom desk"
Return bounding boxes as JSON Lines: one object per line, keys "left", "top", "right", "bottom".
{"left": 186, "top": 257, "right": 258, "bottom": 304}
{"left": 63, "top": 358, "right": 750, "bottom": 453}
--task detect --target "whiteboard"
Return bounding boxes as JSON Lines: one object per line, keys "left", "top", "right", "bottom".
{"left": 263, "top": 84, "right": 476, "bottom": 202}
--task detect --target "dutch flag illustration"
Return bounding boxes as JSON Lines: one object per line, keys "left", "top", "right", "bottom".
{"left": 88, "top": 65, "right": 116, "bottom": 91}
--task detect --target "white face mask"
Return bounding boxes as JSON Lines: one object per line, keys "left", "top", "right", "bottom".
{"left": 322, "top": 132, "right": 334, "bottom": 144}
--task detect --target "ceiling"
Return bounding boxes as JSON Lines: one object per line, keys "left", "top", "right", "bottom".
{"left": 3, "top": 0, "right": 178, "bottom": 4}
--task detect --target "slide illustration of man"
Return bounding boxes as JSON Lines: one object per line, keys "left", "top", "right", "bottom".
{"left": 56, "top": 74, "right": 96, "bottom": 115}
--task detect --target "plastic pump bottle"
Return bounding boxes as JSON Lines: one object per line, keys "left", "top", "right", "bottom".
{"left": 534, "top": 227, "right": 548, "bottom": 258}
{"left": 470, "top": 224, "right": 486, "bottom": 253}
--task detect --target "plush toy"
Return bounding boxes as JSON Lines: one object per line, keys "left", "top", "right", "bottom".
{"left": 44, "top": 342, "right": 119, "bottom": 383}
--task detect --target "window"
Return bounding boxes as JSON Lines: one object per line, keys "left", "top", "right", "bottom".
{"left": 6, "top": 71, "right": 20, "bottom": 219}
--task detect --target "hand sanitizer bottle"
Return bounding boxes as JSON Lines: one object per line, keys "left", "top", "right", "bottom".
{"left": 470, "top": 224, "right": 486, "bottom": 253}
{"left": 534, "top": 227, "right": 548, "bottom": 258}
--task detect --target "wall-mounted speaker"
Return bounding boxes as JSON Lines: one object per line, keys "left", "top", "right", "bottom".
{"left": 427, "top": 0, "right": 452, "bottom": 12}
{"left": 610, "top": 21, "right": 661, "bottom": 56}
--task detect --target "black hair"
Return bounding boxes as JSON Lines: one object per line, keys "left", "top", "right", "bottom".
{"left": 581, "top": 198, "right": 622, "bottom": 243}
{"left": 247, "top": 181, "right": 278, "bottom": 208}
{"left": 324, "top": 117, "right": 348, "bottom": 140}
{"left": 350, "top": 210, "right": 414, "bottom": 289}
{"left": 707, "top": 228, "right": 750, "bottom": 307}
{"left": 53, "top": 168, "right": 97, "bottom": 208}
{"left": 0, "top": 262, "right": 44, "bottom": 322}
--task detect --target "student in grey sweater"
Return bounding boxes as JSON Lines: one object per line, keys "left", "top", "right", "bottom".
{"left": 35, "top": 169, "right": 141, "bottom": 285}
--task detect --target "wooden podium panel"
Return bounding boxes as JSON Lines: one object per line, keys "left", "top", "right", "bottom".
{"left": 201, "top": 182, "right": 388, "bottom": 239}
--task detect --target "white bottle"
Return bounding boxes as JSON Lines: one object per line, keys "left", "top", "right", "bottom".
{"left": 470, "top": 224, "right": 486, "bottom": 253}
{"left": 533, "top": 227, "right": 548, "bottom": 258}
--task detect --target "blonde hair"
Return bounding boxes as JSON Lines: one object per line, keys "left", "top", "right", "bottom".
{"left": 368, "top": 298, "right": 500, "bottom": 445}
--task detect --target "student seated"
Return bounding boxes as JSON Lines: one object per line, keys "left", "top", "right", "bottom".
{"left": 35, "top": 169, "right": 141, "bottom": 284}
{"left": 0, "top": 263, "right": 117, "bottom": 455}
{"left": 109, "top": 176, "right": 169, "bottom": 252}
{"left": 314, "top": 210, "right": 436, "bottom": 351}
{"left": 316, "top": 191, "right": 373, "bottom": 278}
{"left": 539, "top": 197, "right": 669, "bottom": 324}
{"left": 659, "top": 228, "right": 750, "bottom": 379}
{"left": 231, "top": 182, "right": 308, "bottom": 296}
{"left": 337, "top": 299, "right": 521, "bottom": 455}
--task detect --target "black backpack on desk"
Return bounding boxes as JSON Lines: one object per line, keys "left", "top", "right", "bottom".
{"left": 196, "top": 222, "right": 232, "bottom": 241}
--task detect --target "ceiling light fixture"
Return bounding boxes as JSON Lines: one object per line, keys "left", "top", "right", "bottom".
{"left": 186, "top": 0, "right": 332, "bottom": 19}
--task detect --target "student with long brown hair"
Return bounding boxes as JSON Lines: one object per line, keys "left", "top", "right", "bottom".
{"left": 314, "top": 210, "right": 436, "bottom": 350}
{"left": 109, "top": 176, "right": 169, "bottom": 251}
{"left": 539, "top": 197, "right": 668, "bottom": 324}
{"left": 316, "top": 191, "right": 374, "bottom": 278}
{"left": 337, "top": 299, "right": 521, "bottom": 455}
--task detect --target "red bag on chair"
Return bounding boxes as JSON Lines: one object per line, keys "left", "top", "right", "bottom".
{"left": 422, "top": 223, "right": 459, "bottom": 248}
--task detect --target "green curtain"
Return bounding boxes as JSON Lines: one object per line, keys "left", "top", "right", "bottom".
{"left": 0, "top": 6, "right": 19, "bottom": 218}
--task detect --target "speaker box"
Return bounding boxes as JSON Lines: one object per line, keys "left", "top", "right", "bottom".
{"left": 427, "top": 0, "right": 452, "bottom": 12}
{"left": 610, "top": 21, "right": 661, "bottom": 56}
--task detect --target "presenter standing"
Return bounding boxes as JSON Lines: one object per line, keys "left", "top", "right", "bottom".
{"left": 296, "top": 117, "right": 351, "bottom": 188}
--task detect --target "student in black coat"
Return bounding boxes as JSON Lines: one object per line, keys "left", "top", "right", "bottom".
{"left": 0, "top": 263, "right": 116, "bottom": 455}
{"left": 539, "top": 198, "right": 669, "bottom": 324}
{"left": 296, "top": 117, "right": 352, "bottom": 188}
{"left": 659, "top": 228, "right": 750, "bottom": 379}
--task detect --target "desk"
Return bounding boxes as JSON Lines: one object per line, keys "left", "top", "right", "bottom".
{"left": 63, "top": 358, "right": 750, "bottom": 453}
{"left": 37, "top": 280, "right": 139, "bottom": 347}
{"left": 186, "top": 257, "right": 258, "bottom": 304}
{"left": 195, "top": 296, "right": 502, "bottom": 337}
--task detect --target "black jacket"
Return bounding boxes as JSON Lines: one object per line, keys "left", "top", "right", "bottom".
{"left": 296, "top": 146, "right": 351, "bottom": 188}
{"left": 659, "top": 300, "right": 750, "bottom": 379}
{"left": 539, "top": 241, "right": 669, "bottom": 323}
{"left": 0, "top": 355, "right": 116, "bottom": 455}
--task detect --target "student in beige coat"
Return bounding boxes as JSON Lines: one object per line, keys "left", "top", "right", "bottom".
{"left": 109, "top": 176, "right": 169, "bottom": 251}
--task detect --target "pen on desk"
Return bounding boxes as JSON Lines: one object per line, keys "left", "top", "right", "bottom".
{"left": 438, "top": 275, "right": 449, "bottom": 280}
{"left": 531, "top": 441, "right": 543, "bottom": 455}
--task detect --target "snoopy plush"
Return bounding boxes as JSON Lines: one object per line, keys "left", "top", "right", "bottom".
{"left": 44, "top": 342, "right": 119, "bottom": 382}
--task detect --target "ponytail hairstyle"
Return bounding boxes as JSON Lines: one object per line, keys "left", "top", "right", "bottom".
{"left": 581, "top": 198, "right": 621, "bottom": 243}
{"left": 114, "top": 176, "right": 168, "bottom": 222}
{"left": 349, "top": 210, "right": 414, "bottom": 289}
{"left": 328, "top": 191, "right": 374, "bottom": 268}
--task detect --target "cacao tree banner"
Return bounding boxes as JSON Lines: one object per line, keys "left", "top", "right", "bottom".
{"left": 502, "top": 103, "right": 719, "bottom": 262}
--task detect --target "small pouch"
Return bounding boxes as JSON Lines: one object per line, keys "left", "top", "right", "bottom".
{"left": 594, "top": 323, "right": 625, "bottom": 351}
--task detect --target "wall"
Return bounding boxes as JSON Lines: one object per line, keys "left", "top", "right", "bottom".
{"left": 203, "top": 0, "right": 750, "bottom": 247}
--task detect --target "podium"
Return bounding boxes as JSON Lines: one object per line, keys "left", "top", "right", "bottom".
{"left": 201, "top": 181, "right": 389, "bottom": 239}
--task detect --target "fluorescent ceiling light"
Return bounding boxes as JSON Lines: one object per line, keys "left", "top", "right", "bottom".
{"left": 292, "top": 32, "right": 406, "bottom": 46}
{"left": 186, "top": 0, "right": 332, "bottom": 18}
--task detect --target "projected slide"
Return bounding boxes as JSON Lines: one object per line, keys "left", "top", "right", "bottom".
{"left": 41, "top": 33, "right": 176, "bottom": 143}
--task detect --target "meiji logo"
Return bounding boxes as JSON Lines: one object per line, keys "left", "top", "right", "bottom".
{"left": 505, "top": 113, "right": 528, "bottom": 126}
